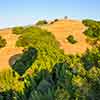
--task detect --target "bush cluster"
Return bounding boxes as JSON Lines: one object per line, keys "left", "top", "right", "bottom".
{"left": 67, "top": 35, "right": 77, "bottom": 44}
{"left": 82, "top": 19, "right": 100, "bottom": 39}
{"left": 13, "top": 26, "right": 25, "bottom": 35}
{"left": 36, "top": 20, "right": 48, "bottom": 25}
{"left": 0, "top": 36, "right": 6, "bottom": 48}
{"left": 12, "top": 47, "right": 37, "bottom": 76}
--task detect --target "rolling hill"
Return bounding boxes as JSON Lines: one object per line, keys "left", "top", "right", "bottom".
{"left": 0, "top": 19, "right": 91, "bottom": 70}
{"left": 41, "top": 19, "right": 91, "bottom": 54}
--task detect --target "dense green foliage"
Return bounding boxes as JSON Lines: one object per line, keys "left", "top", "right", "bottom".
{"left": 67, "top": 35, "right": 77, "bottom": 44}
{"left": 82, "top": 47, "right": 100, "bottom": 70}
{"left": 0, "top": 36, "right": 6, "bottom": 48}
{"left": 16, "top": 26, "right": 65, "bottom": 72}
{"left": 0, "top": 25, "right": 100, "bottom": 100}
{"left": 12, "top": 47, "right": 37, "bottom": 75}
{"left": 36, "top": 20, "right": 48, "bottom": 25}
{"left": 82, "top": 19, "right": 100, "bottom": 39}
{"left": 13, "top": 26, "right": 25, "bottom": 34}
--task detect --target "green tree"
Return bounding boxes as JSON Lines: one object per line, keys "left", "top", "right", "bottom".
{"left": 67, "top": 35, "right": 77, "bottom": 44}
{"left": 0, "top": 36, "right": 6, "bottom": 48}
{"left": 36, "top": 20, "right": 48, "bottom": 25}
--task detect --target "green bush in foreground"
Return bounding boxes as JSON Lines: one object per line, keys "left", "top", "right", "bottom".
{"left": 0, "top": 36, "right": 6, "bottom": 48}
{"left": 67, "top": 35, "right": 77, "bottom": 44}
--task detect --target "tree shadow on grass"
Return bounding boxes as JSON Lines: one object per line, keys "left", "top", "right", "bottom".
{"left": 9, "top": 47, "right": 37, "bottom": 76}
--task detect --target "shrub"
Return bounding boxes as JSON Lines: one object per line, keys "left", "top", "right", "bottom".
{"left": 50, "top": 21, "right": 54, "bottom": 24}
{"left": 67, "top": 35, "right": 77, "bottom": 44}
{"left": 82, "top": 47, "right": 100, "bottom": 70}
{"left": 85, "top": 37, "right": 98, "bottom": 45}
{"left": 13, "top": 26, "right": 24, "bottom": 34}
{"left": 0, "top": 69, "right": 25, "bottom": 93}
{"left": 12, "top": 47, "right": 37, "bottom": 76}
{"left": 82, "top": 19, "right": 97, "bottom": 27}
{"left": 0, "top": 36, "right": 6, "bottom": 48}
{"left": 36, "top": 20, "right": 48, "bottom": 25}
{"left": 50, "top": 19, "right": 59, "bottom": 25}
{"left": 54, "top": 19, "right": 59, "bottom": 22}
{"left": 82, "top": 19, "right": 100, "bottom": 39}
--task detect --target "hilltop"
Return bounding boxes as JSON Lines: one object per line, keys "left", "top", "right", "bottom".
{"left": 40, "top": 19, "right": 91, "bottom": 54}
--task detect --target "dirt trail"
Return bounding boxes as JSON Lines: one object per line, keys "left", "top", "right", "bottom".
{"left": 0, "top": 29, "right": 23, "bottom": 71}
{"left": 41, "top": 19, "right": 91, "bottom": 54}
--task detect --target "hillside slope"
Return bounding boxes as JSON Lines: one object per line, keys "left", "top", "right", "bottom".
{"left": 0, "top": 19, "right": 91, "bottom": 70}
{"left": 0, "top": 29, "right": 23, "bottom": 71}
{"left": 41, "top": 19, "right": 91, "bottom": 54}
